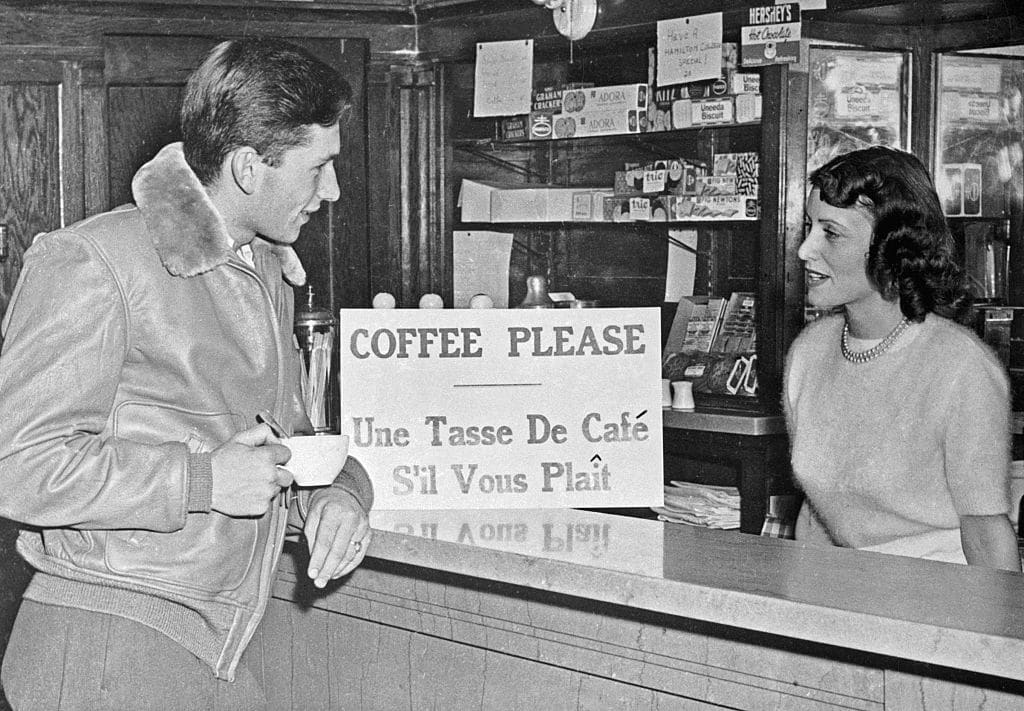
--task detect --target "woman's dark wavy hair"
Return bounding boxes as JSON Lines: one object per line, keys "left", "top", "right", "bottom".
{"left": 810, "top": 146, "right": 971, "bottom": 323}
{"left": 181, "top": 38, "right": 351, "bottom": 185}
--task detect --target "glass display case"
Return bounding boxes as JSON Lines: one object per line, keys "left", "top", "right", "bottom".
{"left": 935, "top": 52, "right": 1024, "bottom": 305}
{"left": 806, "top": 47, "right": 909, "bottom": 175}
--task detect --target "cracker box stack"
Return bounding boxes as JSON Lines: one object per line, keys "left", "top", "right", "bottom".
{"left": 647, "top": 43, "right": 763, "bottom": 132}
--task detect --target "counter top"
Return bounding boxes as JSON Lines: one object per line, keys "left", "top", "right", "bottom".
{"left": 661, "top": 406, "right": 786, "bottom": 435}
{"left": 366, "top": 509, "right": 1024, "bottom": 682}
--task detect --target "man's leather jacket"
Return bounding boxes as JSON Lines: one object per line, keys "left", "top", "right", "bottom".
{"left": 0, "top": 143, "right": 372, "bottom": 681}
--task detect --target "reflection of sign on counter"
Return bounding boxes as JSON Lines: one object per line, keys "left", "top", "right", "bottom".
{"left": 339, "top": 308, "right": 664, "bottom": 510}
{"left": 371, "top": 509, "right": 664, "bottom": 575}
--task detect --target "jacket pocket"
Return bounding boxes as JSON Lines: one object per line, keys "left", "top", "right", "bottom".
{"left": 103, "top": 403, "right": 259, "bottom": 594}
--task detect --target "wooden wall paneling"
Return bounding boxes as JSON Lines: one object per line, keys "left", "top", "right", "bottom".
{"left": 369, "top": 60, "right": 445, "bottom": 307}
{"left": 330, "top": 38, "right": 371, "bottom": 310}
{"left": 365, "top": 59, "right": 403, "bottom": 303}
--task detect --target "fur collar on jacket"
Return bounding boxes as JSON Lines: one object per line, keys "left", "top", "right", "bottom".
{"left": 131, "top": 142, "right": 307, "bottom": 286}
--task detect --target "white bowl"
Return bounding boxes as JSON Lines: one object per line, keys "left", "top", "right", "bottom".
{"left": 283, "top": 434, "right": 349, "bottom": 487}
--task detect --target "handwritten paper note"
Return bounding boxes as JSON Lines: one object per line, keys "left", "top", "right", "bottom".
{"left": 453, "top": 230, "right": 513, "bottom": 308}
{"left": 474, "top": 40, "right": 533, "bottom": 117}
{"left": 657, "top": 13, "right": 723, "bottom": 86}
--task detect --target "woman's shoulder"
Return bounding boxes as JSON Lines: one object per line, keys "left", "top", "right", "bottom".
{"left": 790, "top": 313, "right": 844, "bottom": 352}
{"left": 915, "top": 314, "right": 1007, "bottom": 378}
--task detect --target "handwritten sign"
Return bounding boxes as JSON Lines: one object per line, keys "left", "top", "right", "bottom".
{"left": 338, "top": 308, "right": 664, "bottom": 510}
{"left": 473, "top": 40, "right": 533, "bottom": 117}
{"left": 741, "top": 3, "right": 801, "bottom": 67}
{"left": 657, "top": 13, "right": 723, "bottom": 86}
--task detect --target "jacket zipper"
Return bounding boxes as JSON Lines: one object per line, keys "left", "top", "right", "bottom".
{"left": 221, "top": 256, "right": 293, "bottom": 678}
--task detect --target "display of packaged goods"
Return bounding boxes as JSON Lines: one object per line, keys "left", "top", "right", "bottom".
{"left": 614, "top": 158, "right": 708, "bottom": 196}
{"left": 664, "top": 195, "right": 760, "bottom": 221}
{"left": 458, "top": 179, "right": 613, "bottom": 222}
{"left": 561, "top": 83, "right": 649, "bottom": 138}
{"left": 664, "top": 295, "right": 729, "bottom": 354}
{"left": 500, "top": 115, "right": 528, "bottom": 141}
{"left": 730, "top": 72, "right": 761, "bottom": 95}
{"left": 672, "top": 97, "right": 736, "bottom": 128}
{"left": 490, "top": 186, "right": 613, "bottom": 222}
{"left": 601, "top": 194, "right": 759, "bottom": 222}
{"left": 939, "top": 163, "right": 983, "bottom": 216}
{"left": 735, "top": 93, "right": 762, "bottom": 123}
{"left": 712, "top": 152, "right": 759, "bottom": 195}
{"left": 695, "top": 175, "right": 738, "bottom": 196}
{"left": 532, "top": 86, "right": 564, "bottom": 112}
{"left": 528, "top": 83, "right": 649, "bottom": 140}
{"left": 572, "top": 190, "right": 615, "bottom": 221}
{"left": 711, "top": 292, "right": 757, "bottom": 353}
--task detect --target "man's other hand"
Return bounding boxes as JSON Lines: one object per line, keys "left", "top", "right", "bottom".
{"left": 304, "top": 489, "right": 371, "bottom": 588}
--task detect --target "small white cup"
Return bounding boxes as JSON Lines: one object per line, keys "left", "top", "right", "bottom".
{"left": 671, "top": 381, "right": 695, "bottom": 410}
{"left": 283, "top": 434, "right": 349, "bottom": 487}
{"left": 661, "top": 378, "right": 672, "bottom": 407}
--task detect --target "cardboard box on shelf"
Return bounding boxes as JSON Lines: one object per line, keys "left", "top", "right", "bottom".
{"left": 735, "top": 93, "right": 762, "bottom": 123}
{"left": 663, "top": 195, "right": 760, "bottom": 221}
{"left": 614, "top": 159, "right": 708, "bottom": 196}
{"left": 458, "top": 179, "right": 503, "bottom": 222}
{"left": 500, "top": 115, "right": 528, "bottom": 141}
{"left": 459, "top": 180, "right": 613, "bottom": 223}
{"left": 713, "top": 152, "right": 760, "bottom": 196}
{"left": 665, "top": 296, "right": 729, "bottom": 354}
{"left": 673, "top": 97, "right": 736, "bottom": 128}
{"left": 490, "top": 186, "right": 578, "bottom": 222}
{"left": 695, "top": 175, "right": 738, "bottom": 196}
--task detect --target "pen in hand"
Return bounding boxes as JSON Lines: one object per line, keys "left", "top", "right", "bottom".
{"left": 256, "top": 410, "right": 289, "bottom": 439}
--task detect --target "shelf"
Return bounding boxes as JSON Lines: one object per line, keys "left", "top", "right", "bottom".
{"left": 458, "top": 219, "right": 759, "bottom": 226}
{"left": 662, "top": 406, "right": 785, "bottom": 436}
{"left": 452, "top": 122, "right": 762, "bottom": 149}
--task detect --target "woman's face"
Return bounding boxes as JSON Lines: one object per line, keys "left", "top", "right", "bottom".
{"left": 799, "top": 187, "right": 880, "bottom": 310}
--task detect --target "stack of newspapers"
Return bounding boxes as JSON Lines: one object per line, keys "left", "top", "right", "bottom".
{"left": 652, "top": 481, "right": 741, "bottom": 529}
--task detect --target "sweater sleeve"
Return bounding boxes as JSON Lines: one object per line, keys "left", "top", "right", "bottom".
{"left": 943, "top": 342, "right": 1012, "bottom": 517}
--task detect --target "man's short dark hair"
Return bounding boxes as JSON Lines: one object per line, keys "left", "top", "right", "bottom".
{"left": 181, "top": 38, "right": 351, "bottom": 185}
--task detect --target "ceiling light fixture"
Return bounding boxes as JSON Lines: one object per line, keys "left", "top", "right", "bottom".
{"left": 530, "top": 0, "right": 599, "bottom": 41}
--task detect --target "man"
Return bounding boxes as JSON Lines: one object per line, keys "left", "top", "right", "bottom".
{"left": 0, "top": 38, "right": 372, "bottom": 709}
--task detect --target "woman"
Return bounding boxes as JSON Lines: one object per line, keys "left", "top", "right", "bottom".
{"left": 785, "top": 146, "right": 1020, "bottom": 570}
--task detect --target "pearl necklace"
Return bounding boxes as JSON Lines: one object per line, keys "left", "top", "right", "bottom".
{"left": 841, "top": 317, "right": 910, "bottom": 364}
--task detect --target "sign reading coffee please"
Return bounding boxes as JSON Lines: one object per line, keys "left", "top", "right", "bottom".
{"left": 338, "top": 308, "right": 664, "bottom": 510}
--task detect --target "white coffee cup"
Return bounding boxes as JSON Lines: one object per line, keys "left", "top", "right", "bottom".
{"left": 661, "top": 378, "right": 672, "bottom": 407}
{"left": 671, "top": 381, "right": 696, "bottom": 410}
{"left": 283, "top": 434, "right": 349, "bottom": 487}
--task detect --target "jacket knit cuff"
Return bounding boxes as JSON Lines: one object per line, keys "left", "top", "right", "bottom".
{"left": 187, "top": 452, "right": 214, "bottom": 513}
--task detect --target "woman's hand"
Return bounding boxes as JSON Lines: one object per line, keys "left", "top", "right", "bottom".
{"left": 960, "top": 514, "right": 1021, "bottom": 571}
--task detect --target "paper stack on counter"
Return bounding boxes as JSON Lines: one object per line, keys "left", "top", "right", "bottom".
{"left": 652, "top": 481, "right": 741, "bottom": 529}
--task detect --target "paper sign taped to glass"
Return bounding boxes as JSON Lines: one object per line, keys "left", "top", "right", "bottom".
{"left": 338, "top": 308, "right": 664, "bottom": 510}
